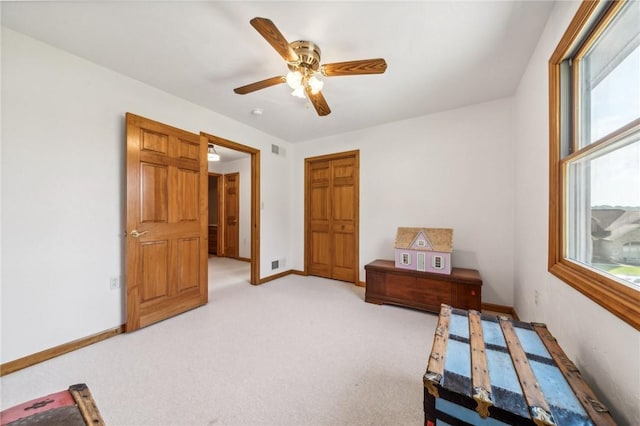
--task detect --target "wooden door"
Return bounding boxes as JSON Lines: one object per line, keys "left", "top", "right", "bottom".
{"left": 125, "top": 113, "right": 208, "bottom": 332}
{"left": 305, "top": 151, "right": 359, "bottom": 283}
{"left": 308, "top": 160, "right": 331, "bottom": 277}
{"left": 223, "top": 172, "right": 239, "bottom": 258}
{"left": 207, "top": 174, "right": 222, "bottom": 256}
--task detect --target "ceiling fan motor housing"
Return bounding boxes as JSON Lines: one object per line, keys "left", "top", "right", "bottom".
{"left": 288, "top": 40, "right": 321, "bottom": 72}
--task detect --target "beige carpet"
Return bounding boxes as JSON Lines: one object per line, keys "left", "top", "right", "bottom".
{"left": 0, "top": 257, "right": 438, "bottom": 425}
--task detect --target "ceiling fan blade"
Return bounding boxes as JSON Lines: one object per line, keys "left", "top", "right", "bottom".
{"left": 305, "top": 86, "right": 331, "bottom": 116}
{"left": 233, "top": 76, "right": 285, "bottom": 95}
{"left": 250, "top": 17, "right": 299, "bottom": 63}
{"left": 321, "top": 58, "right": 387, "bottom": 76}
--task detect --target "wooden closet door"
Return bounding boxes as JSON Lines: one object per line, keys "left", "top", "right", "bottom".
{"left": 331, "top": 156, "right": 357, "bottom": 282}
{"left": 308, "top": 160, "right": 332, "bottom": 278}
{"left": 306, "top": 151, "right": 359, "bottom": 283}
{"left": 125, "top": 113, "right": 208, "bottom": 331}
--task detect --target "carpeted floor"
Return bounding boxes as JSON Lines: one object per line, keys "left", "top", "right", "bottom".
{"left": 0, "top": 257, "right": 438, "bottom": 425}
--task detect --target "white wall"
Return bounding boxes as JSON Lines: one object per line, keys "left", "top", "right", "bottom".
{"left": 209, "top": 158, "right": 252, "bottom": 259}
{"left": 513, "top": 2, "right": 640, "bottom": 424}
{"left": 0, "top": 28, "right": 294, "bottom": 363}
{"left": 291, "top": 99, "right": 516, "bottom": 306}
{"left": 260, "top": 146, "right": 293, "bottom": 273}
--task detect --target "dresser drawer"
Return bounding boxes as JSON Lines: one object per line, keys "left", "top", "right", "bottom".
{"left": 384, "top": 273, "right": 452, "bottom": 306}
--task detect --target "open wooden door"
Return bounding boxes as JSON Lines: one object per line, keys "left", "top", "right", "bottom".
{"left": 125, "top": 113, "right": 208, "bottom": 332}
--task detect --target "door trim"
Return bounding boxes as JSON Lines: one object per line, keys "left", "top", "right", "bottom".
{"left": 200, "top": 132, "right": 261, "bottom": 285}
{"left": 304, "top": 150, "right": 360, "bottom": 284}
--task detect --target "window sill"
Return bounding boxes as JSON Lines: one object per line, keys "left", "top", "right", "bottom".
{"left": 549, "top": 260, "right": 640, "bottom": 330}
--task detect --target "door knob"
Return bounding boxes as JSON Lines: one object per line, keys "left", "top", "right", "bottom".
{"left": 130, "top": 230, "right": 148, "bottom": 238}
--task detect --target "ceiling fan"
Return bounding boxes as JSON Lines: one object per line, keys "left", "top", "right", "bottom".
{"left": 233, "top": 17, "right": 387, "bottom": 116}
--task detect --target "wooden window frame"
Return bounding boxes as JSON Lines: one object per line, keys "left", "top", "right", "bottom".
{"left": 548, "top": 0, "right": 640, "bottom": 330}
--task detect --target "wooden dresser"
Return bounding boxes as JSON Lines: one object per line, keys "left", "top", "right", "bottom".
{"left": 364, "top": 259, "right": 481, "bottom": 313}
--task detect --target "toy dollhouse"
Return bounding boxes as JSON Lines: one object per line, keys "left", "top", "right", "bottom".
{"left": 394, "top": 227, "right": 453, "bottom": 275}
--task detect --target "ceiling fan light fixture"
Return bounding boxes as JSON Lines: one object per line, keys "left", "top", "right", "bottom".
{"left": 291, "top": 85, "right": 306, "bottom": 99}
{"left": 308, "top": 75, "right": 324, "bottom": 94}
{"left": 208, "top": 144, "right": 220, "bottom": 162}
{"left": 286, "top": 70, "right": 302, "bottom": 89}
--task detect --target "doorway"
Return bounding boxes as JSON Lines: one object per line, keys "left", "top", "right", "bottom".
{"left": 304, "top": 150, "right": 360, "bottom": 284}
{"left": 201, "top": 132, "right": 261, "bottom": 285}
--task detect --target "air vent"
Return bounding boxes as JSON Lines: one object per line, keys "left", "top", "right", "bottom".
{"left": 271, "top": 260, "right": 279, "bottom": 270}
{"left": 271, "top": 144, "right": 280, "bottom": 155}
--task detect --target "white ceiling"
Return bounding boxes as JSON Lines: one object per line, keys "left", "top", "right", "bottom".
{"left": 1, "top": 1, "right": 555, "bottom": 144}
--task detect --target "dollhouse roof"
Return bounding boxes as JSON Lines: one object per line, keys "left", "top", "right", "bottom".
{"left": 394, "top": 227, "right": 453, "bottom": 253}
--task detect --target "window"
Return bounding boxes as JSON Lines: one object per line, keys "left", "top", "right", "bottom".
{"left": 417, "top": 239, "right": 426, "bottom": 247}
{"left": 401, "top": 253, "right": 411, "bottom": 265}
{"left": 550, "top": 0, "right": 640, "bottom": 330}
{"left": 433, "top": 255, "right": 444, "bottom": 270}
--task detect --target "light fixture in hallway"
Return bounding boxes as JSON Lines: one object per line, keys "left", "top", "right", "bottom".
{"left": 208, "top": 144, "right": 220, "bottom": 162}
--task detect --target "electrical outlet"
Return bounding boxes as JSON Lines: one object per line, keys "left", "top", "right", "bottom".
{"left": 534, "top": 290, "right": 540, "bottom": 305}
{"left": 109, "top": 277, "right": 120, "bottom": 290}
